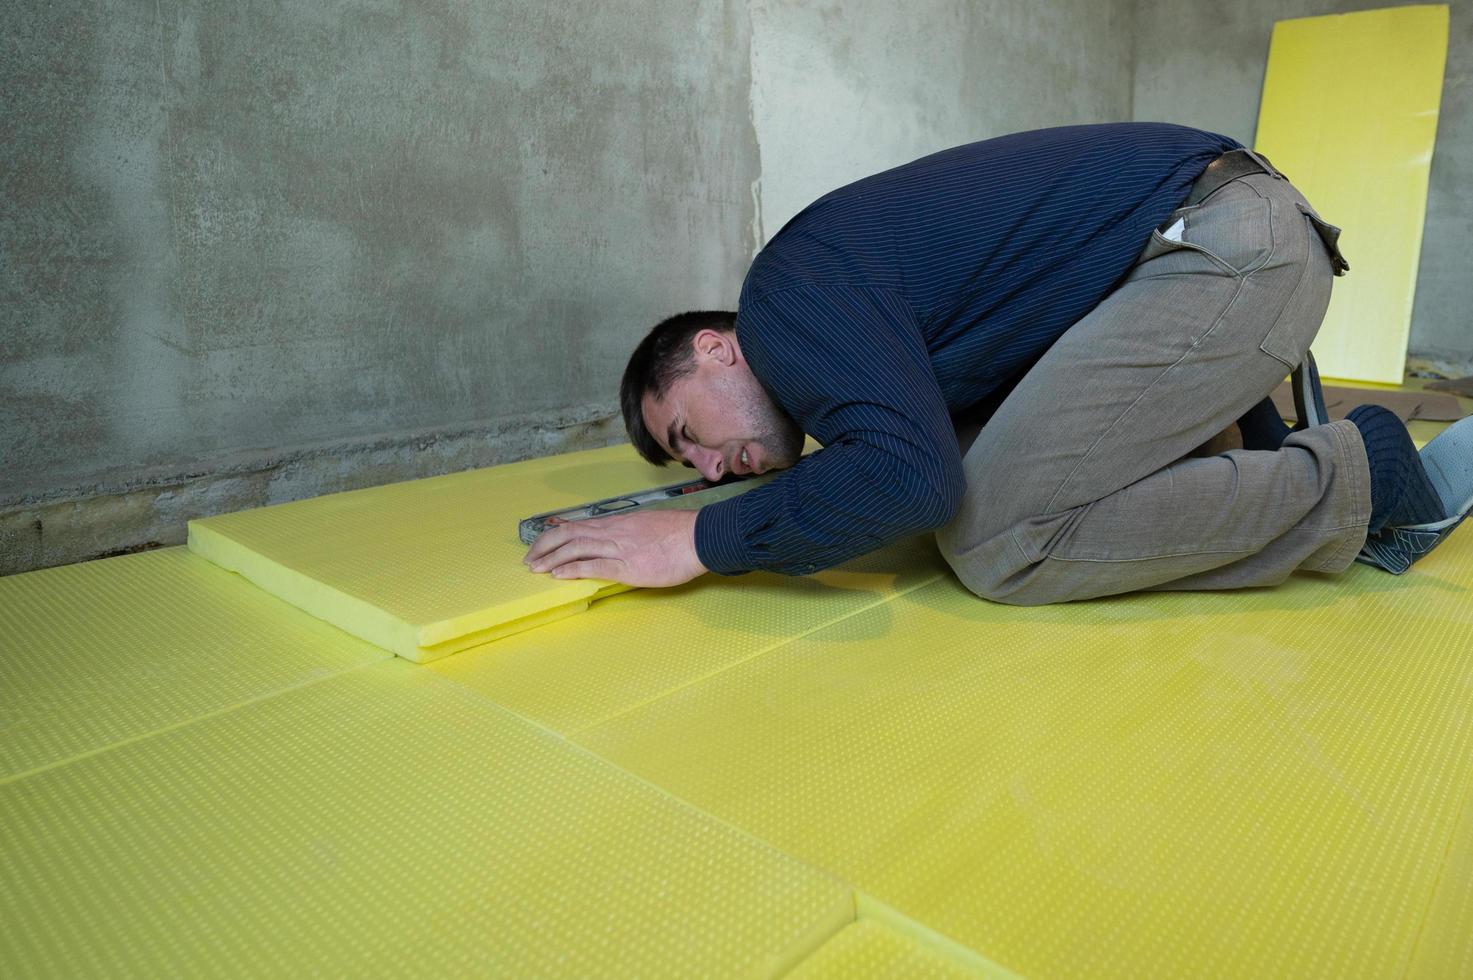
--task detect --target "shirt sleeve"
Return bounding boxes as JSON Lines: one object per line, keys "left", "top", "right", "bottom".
{"left": 694, "top": 284, "right": 965, "bottom": 575}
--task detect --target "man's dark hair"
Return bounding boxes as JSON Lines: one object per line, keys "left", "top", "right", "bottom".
{"left": 620, "top": 310, "right": 737, "bottom": 465}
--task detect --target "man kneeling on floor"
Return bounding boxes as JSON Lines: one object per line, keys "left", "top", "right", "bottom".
{"left": 524, "top": 122, "right": 1473, "bottom": 602}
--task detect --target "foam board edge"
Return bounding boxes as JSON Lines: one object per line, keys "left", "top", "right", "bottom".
{"left": 188, "top": 520, "right": 417, "bottom": 658}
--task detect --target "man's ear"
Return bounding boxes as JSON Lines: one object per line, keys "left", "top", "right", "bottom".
{"left": 692, "top": 328, "right": 737, "bottom": 366}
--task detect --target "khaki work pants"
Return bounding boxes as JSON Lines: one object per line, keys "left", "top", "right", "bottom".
{"left": 937, "top": 170, "right": 1371, "bottom": 604}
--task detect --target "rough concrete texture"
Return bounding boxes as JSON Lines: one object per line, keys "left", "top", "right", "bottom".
{"left": 750, "top": 0, "right": 1135, "bottom": 240}
{"left": 1133, "top": 0, "right": 1473, "bottom": 372}
{"left": 0, "top": 405, "right": 624, "bottom": 575}
{"left": 2, "top": 0, "right": 757, "bottom": 571}
{"left": 2, "top": 0, "right": 1141, "bottom": 574}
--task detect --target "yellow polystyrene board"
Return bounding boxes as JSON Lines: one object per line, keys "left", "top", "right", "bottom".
{"left": 0, "top": 548, "right": 387, "bottom": 782}
{"left": 0, "top": 659, "right": 855, "bottom": 977}
{"left": 430, "top": 536, "right": 948, "bottom": 734}
{"left": 1254, "top": 5, "right": 1449, "bottom": 384}
{"left": 578, "top": 532, "right": 1473, "bottom": 977}
{"left": 788, "top": 918, "right": 988, "bottom": 979}
{"left": 1408, "top": 783, "right": 1473, "bottom": 979}
{"left": 188, "top": 444, "right": 676, "bottom": 662}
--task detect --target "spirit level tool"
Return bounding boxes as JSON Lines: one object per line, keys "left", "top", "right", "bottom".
{"left": 518, "top": 473, "right": 775, "bottom": 545}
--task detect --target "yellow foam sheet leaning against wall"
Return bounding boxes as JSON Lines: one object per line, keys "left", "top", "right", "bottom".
{"left": 188, "top": 445, "right": 679, "bottom": 662}
{"left": 1254, "top": 4, "right": 1449, "bottom": 384}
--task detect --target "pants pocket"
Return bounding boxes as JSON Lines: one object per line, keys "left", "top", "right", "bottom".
{"left": 1136, "top": 185, "right": 1274, "bottom": 278}
{"left": 1259, "top": 208, "right": 1336, "bottom": 369}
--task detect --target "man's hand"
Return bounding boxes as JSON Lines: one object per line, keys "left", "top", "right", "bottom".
{"left": 523, "top": 509, "right": 707, "bottom": 588}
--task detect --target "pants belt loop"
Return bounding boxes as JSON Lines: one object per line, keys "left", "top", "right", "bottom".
{"left": 1242, "top": 147, "right": 1282, "bottom": 179}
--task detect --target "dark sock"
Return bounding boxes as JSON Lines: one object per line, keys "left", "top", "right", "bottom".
{"left": 1236, "top": 396, "right": 1293, "bottom": 450}
{"left": 1346, "top": 405, "right": 1445, "bottom": 533}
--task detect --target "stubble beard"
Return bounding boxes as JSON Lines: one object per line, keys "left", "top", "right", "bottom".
{"left": 742, "top": 384, "right": 805, "bottom": 472}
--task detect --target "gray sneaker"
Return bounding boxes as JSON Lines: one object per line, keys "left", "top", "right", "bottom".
{"left": 1356, "top": 413, "right": 1473, "bottom": 574}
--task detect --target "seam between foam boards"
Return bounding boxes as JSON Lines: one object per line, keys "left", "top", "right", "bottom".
{"left": 414, "top": 574, "right": 1000, "bottom": 974}
{"left": 566, "top": 568, "right": 948, "bottom": 738}
{"left": 849, "top": 893, "right": 1021, "bottom": 979}
{"left": 0, "top": 659, "right": 387, "bottom": 789}
{"left": 7, "top": 653, "right": 863, "bottom": 978}
{"left": 760, "top": 893, "right": 858, "bottom": 980}
{"left": 1398, "top": 529, "right": 1473, "bottom": 976}
{"left": 404, "top": 665, "right": 862, "bottom": 979}
{"left": 1398, "top": 753, "right": 1473, "bottom": 980}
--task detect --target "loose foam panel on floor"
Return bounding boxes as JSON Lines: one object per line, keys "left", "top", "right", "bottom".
{"left": 576, "top": 534, "right": 1473, "bottom": 977}
{"left": 0, "top": 659, "right": 855, "bottom": 977}
{"left": 430, "top": 536, "right": 948, "bottom": 734}
{"left": 1254, "top": 5, "right": 1449, "bottom": 384}
{"left": 188, "top": 445, "right": 677, "bottom": 662}
{"left": 0, "top": 547, "right": 388, "bottom": 782}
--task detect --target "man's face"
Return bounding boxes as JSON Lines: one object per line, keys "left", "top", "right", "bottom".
{"left": 641, "top": 329, "right": 805, "bottom": 482}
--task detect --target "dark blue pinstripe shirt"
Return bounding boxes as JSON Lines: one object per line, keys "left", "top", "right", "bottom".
{"left": 695, "top": 122, "right": 1240, "bottom": 575}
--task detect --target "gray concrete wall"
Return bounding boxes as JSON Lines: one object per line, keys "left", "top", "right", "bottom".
{"left": 1133, "top": 0, "right": 1473, "bottom": 373}
{"left": 3, "top": 0, "right": 1139, "bottom": 574}
{"left": 2, "top": 0, "right": 758, "bottom": 572}
{"left": 750, "top": 0, "right": 1136, "bottom": 241}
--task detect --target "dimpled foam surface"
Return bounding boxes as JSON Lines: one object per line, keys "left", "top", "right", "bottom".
{"left": 429, "top": 537, "right": 948, "bottom": 734}
{"left": 1409, "top": 774, "right": 1473, "bottom": 979}
{"left": 788, "top": 918, "right": 988, "bottom": 979}
{"left": 577, "top": 534, "right": 1473, "bottom": 977}
{"left": 0, "top": 548, "right": 387, "bottom": 781}
{"left": 0, "top": 659, "right": 855, "bottom": 977}
{"left": 9, "top": 422, "right": 1473, "bottom": 974}
{"left": 188, "top": 445, "right": 676, "bottom": 661}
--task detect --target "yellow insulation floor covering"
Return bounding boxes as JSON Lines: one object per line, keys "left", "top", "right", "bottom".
{"left": 0, "top": 548, "right": 389, "bottom": 781}
{"left": 0, "top": 658, "right": 856, "bottom": 976}
{"left": 788, "top": 917, "right": 1006, "bottom": 980}
{"left": 4, "top": 430, "right": 1473, "bottom": 976}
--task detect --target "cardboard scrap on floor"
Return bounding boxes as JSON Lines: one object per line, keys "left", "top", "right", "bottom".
{"left": 1271, "top": 381, "right": 1465, "bottom": 424}
{"left": 1426, "top": 375, "right": 1473, "bottom": 399}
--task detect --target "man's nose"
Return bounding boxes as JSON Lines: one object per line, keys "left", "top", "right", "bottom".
{"left": 689, "top": 445, "right": 724, "bottom": 482}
